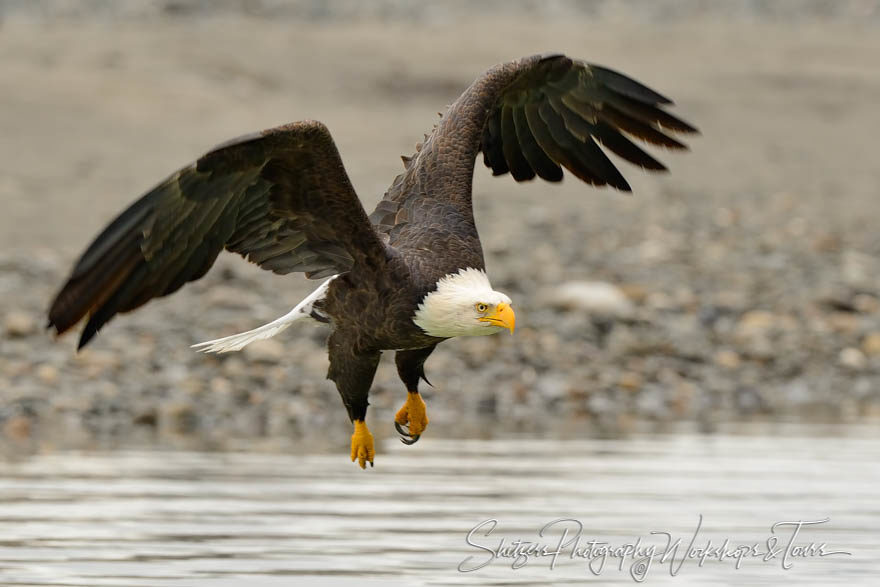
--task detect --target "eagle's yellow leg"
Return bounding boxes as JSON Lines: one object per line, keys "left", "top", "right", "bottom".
{"left": 350, "top": 420, "right": 375, "bottom": 468}
{"left": 395, "top": 391, "right": 428, "bottom": 443}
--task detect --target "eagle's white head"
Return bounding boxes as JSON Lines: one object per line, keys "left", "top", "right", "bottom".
{"left": 412, "top": 268, "right": 515, "bottom": 338}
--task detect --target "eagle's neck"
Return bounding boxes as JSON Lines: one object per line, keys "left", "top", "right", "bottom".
{"left": 408, "top": 61, "right": 524, "bottom": 202}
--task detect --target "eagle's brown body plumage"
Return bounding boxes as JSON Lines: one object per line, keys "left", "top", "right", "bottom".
{"left": 48, "top": 54, "right": 696, "bottom": 464}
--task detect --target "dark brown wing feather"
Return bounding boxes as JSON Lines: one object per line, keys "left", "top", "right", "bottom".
{"left": 369, "top": 54, "right": 697, "bottom": 280}
{"left": 48, "top": 121, "right": 384, "bottom": 348}
{"left": 484, "top": 56, "right": 697, "bottom": 187}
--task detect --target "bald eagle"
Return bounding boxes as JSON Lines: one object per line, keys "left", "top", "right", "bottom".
{"left": 47, "top": 54, "right": 696, "bottom": 467}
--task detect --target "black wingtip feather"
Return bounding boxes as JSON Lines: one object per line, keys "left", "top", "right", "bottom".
{"left": 533, "top": 100, "right": 633, "bottom": 191}
{"left": 514, "top": 105, "right": 565, "bottom": 182}
{"left": 592, "top": 121, "right": 669, "bottom": 171}
{"left": 589, "top": 64, "right": 673, "bottom": 105}
{"left": 604, "top": 91, "right": 699, "bottom": 134}
{"left": 481, "top": 113, "right": 510, "bottom": 176}
{"left": 77, "top": 329, "right": 95, "bottom": 350}
{"left": 501, "top": 104, "right": 537, "bottom": 182}
{"left": 599, "top": 104, "right": 687, "bottom": 150}
{"left": 548, "top": 94, "right": 669, "bottom": 174}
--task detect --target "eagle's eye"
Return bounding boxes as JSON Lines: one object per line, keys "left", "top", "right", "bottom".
{"left": 475, "top": 303, "right": 488, "bottom": 313}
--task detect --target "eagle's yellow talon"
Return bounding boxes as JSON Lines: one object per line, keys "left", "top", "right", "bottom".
{"left": 350, "top": 420, "right": 374, "bottom": 469}
{"left": 395, "top": 392, "right": 429, "bottom": 438}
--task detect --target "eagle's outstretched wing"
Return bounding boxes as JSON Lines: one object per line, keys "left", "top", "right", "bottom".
{"left": 370, "top": 53, "right": 697, "bottom": 268}
{"left": 477, "top": 55, "right": 697, "bottom": 188}
{"left": 48, "top": 121, "right": 385, "bottom": 349}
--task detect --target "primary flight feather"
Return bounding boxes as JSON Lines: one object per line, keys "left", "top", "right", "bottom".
{"left": 48, "top": 53, "right": 697, "bottom": 468}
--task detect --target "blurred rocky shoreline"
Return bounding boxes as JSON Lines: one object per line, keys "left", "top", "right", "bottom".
{"left": 2, "top": 8, "right": 879, "bottom": 452}
{"left": 3, "top": 195, "right": 880, "bottom": 452}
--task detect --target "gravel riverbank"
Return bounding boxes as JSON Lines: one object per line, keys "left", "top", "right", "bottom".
{"left": 2, "top": 7, "right": 880, "bottom": 451}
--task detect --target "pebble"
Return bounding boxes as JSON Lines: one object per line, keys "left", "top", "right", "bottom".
{"left": 645, "top": 291, "right": 679, "bottom": 312}
{"left": 672, "top": 381, "right": 697, "bottom": 417}
{"left": 179, "top": 376, "right": 204, "bottom": 395}
{"left": 220, "top": 356, "right": 247, "bottom": 378}
{"left": 133, "top": 408, "right": 158, "bottom": 427}
{"left": 853, "top": 294, "right": 879, "bottom": 314}
{"left": 635, "top": 385, "right": 668, "bottom": 419}
{"left": 35, "top": 364, "right": 59, "bottom": 385}
{"left": 210, "top": 376, "right": 234, "bottom": 395}
{"left": 733, "top": 311, "right": 798, "bottom": 359}
{"left": 714, "top": 349, "right": 741, "bottom": 369}
{"left": 736, "top": 310, "right": 781, "bottom": 334}
{"left": 839, "top": 347, "right": 867, "bottom": 370}
{"left": 619, "top": 283, "right": 649, "bottom": 304}
{"left": 617, "top": 372, "right": 643, "bottom": 392}
{"left": 2, "top": 415, "right": 33, "bottom": 441}
{"left": 242, "top": 339, "right": 286, "bottom": 363}
{"left": 4, "top": 311, "right": 36, "bottom": 337}
{"left": 76, "top": 349, "right": 121, "bottom": 372}
{"left": 544, "top": 281, "right": 634, "bottom": 318}
{"left": 842, "top": 250, "right": 880, "bottom": 289}
{"left": 162, "top": 402, "right": 199, "bottom": 434}
{"left": 861, "top": 333, "right": 880, "bottom": 357}
{"left": 825, "top": 312, "right": 861, "bottom": 334}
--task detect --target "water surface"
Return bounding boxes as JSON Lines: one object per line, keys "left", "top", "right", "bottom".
{"left": 0, "top": 427, "right": 878, "bottom": 585}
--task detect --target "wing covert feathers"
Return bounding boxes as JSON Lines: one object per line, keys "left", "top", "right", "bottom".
{"left": 48, "top": 121, "right": 382, "bottom": 348}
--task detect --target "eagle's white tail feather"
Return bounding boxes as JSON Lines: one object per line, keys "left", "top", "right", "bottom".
{"left": 191, "top": 276, "right": 337, "bottom": 354}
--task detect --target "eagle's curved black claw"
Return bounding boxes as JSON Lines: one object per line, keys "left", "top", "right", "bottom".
{"left": 395, "top": 421, "right": 421, "bottom": 445}
{"left": 400, "top": 434, "right": 420, "bottom": 445}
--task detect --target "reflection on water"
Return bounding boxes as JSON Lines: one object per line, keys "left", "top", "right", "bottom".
{"left": 0, "top": 426, "right": 878, "bottom": 586}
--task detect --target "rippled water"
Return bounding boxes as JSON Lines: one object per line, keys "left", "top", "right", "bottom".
{"left": 0, "top": 427, "right": 878, "bottom": 586}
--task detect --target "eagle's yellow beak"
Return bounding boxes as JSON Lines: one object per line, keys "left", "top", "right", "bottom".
{"left": 479, "top": 302, "right": 515, "bottom": 334}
